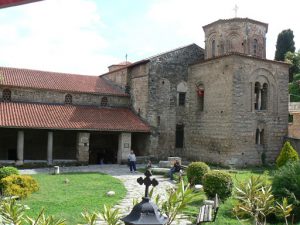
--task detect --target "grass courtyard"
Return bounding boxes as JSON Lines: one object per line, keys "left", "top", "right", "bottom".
{"left": 21, "top": 172, "right": 126, "bottom": 224}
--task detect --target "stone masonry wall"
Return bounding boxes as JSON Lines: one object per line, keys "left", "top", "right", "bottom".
{"left": 146, "top": 44, "right": 204, "bottom": 158}
{"left": 186, "top": 55, "right": 289, "bottom": 166}
{"left": 129, "top": 63, "right": 149, "bottom": 119}
{"left": 186, "top": 57, "right": 234, "bottom": 164}
{"left": 102, "top": 68, "right": 128, "bottom": 89}
{"left": 0, "top": 87, "right": 130, "bottom": 107}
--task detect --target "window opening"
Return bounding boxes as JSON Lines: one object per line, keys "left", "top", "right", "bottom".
{"left": 178, "top": 92, "right": 186, "bottom": 106}
{"left": 175, "top": 124, "right": 184, "bottom": 148}
{"left": 64, "top": 94, "right": 72, "bottom": 104}
{"left": 212, "top": 40, "right": 216, "bottom": 57}
{"left": 101, "top": 97, "right": 108, "bottom": 106}
{"left": 261, "top": 83, "right": 268, "bottom": 110}
{"left": 2, "top": 89, "right": 11, "bottom": 102}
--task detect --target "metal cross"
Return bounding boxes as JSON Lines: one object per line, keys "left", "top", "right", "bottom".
{"left": 137, "top": 170, "right": 159, "bottom": 198}
{"left": 233, "top": 4, "right": 238, "bottom": 17}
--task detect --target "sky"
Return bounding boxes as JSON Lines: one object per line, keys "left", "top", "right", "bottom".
{"left": 0, "top": 0, "right": 299, "bottom": 75}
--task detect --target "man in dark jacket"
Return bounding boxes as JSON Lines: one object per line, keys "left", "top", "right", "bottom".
{"left": 168, "top": 159, "right": 181, "bottom": 180}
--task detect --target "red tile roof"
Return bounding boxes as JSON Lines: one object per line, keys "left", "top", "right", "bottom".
{"left": 0, "top": 67, "right": 127, "bottom": 96}
{"left": 0, "top": 102, "right": 150, "bottom": 132}
{"left": 0, "top": 0, "right": 41, "bottom": 8}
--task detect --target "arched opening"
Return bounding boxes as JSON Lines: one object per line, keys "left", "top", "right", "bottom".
{"left": 261, "top": 83, "right": 268, "bottom": 110}
{"left": 212, "top": 40, "right": 216, "bottom": 57}
{"left": 2, "top": 89, "right": 11, "bottom": 102}
{"left": 254, "top": 82, "right": 261, "bottom": 110}
{"left": 253, "top": 39, "right": 258, "bottom": 56}
{"left": 64, "top": 94, "right": 72, "bottom": 104}
{"left": 196, "top": 84, "right": 204, "bottom": 111}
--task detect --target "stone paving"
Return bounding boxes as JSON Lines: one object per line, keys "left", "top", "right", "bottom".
{"left": 21, "top": 165, "right": 192, "bottom": 225}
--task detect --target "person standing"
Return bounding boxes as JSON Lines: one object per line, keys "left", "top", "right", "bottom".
{"left": 128, "top": 150, "right": 137, "bottom": 173}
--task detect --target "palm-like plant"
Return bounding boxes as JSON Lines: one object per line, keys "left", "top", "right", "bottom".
{"left": 98, "top": 205, "right": 122, "bottom": 225}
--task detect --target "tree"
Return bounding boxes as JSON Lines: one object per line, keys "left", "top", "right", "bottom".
{"left": 287, "top": 51, "right": 300, "bottom": 100}
{"left": 275, "top": 29, "right": 295, "bottom": 61}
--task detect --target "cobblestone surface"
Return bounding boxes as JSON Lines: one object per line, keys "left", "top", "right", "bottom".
{"left": 21, "top": 165, "right": 192, "bottom": 225}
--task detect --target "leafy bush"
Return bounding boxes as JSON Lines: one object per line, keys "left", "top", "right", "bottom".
{"left": 202, "top": 170, "right": 233, "bottom": 201}
{"left": 1, "top": 175, "right": 39, "bottom": 199}
{"left": 273, "top": 161, "right": 300, "bottom": 218}
{"left": 276, "top": 141, "right": 299, "bottom": 167}
{"left": 0, "top": 166, "right": 19, "bottom": 180}
{"left": 186, "top": 162, "right": 210, "bottom": 185}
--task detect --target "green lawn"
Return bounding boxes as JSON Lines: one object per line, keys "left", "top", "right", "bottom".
{"left": 21, "top": 172, "right": 126, "bottom": 224}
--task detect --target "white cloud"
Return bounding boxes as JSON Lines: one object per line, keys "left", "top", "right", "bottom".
{"left": 0, "top": 0, "right": 117, "bottom": 75}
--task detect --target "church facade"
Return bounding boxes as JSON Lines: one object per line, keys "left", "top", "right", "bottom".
{"left": 0, "top": 18, "right": 289, "bottom": 166}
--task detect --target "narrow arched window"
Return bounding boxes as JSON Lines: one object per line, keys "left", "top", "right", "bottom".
{"left": 255, "top": 128, "right": 260, "bottom": 144}
{"left": 254, "top": 82, "right": 261, "bottom": 110}
{"left": 253, "top": 39, "right": 258, "bottom": 56}
{"left": 65, "top": 94, "right": 72, "bottom": 104}
{"left": 261, "top": 83, "right": 268, "bottom": 110}
{"left": 101, "top": 97, "right": 108, "bottom": 106}
{"left": 212, "top": 40, "right": 216, "bottom": 57}
{"left": 2, "top": 89, "right": 11, "bottom": 102}
{"left": 197, "top": 84, "right": 204, "bottom": 112}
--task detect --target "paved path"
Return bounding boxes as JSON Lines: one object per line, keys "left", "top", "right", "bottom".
{"left": 21, "top": 165, "right": 192, "bottom": 225}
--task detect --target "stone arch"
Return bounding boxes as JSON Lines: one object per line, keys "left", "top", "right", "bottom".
{"left": 177, "top": 81, "right": 187, "bottom": 106}
{"left": 228, "top": 32, "right": 241, "bottom": 53}
{"left": 177, "top": 81, "right": 188, "bottom": 92}
{"left": 250, "top": 68, "right": 276, "bottom": 112}
{"left": 207, "top": 32, "right": 217, "bottom": 58}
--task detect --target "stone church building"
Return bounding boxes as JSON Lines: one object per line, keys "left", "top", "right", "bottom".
{"left": 0, "top": 18, "right": 289, "bottom": 166}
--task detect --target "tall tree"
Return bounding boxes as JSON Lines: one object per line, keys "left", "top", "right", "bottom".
{"left": 287, "top": 51, "right": 300, "bottom": 101}
{"left": 275, "top": 29, "right": 295, "bottom": 61}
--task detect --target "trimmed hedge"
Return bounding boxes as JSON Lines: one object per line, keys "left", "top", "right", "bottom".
{"left": 276, "top": 141, "right": 299, "bottom": 168}
{"left": 0, "top": 166, "right": 19, "bottom": 180}
{"left": 186, "top": 162, "right": 210, "bottom": 185}
{"left": 1, "top": 175, "right": 39, "bottom": 199}
{"left": 272, "top": 161, "right": 300, "bottom": 218}
{"left": 203, "top": 170, "right": 233, "bottom": 201}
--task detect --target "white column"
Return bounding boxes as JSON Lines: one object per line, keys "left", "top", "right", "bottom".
{"left": 16, "top": 130, "right": 24, "bottom": 165}
{"left": 47, "top": 131, "right": 53, "bottom": 165}
{"left": 117, "top": 133, "right": 131, "bottom": 164}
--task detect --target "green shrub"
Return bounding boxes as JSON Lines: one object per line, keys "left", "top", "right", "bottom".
{"left": 276, "top": 141, "right": 299, "bottom": 167}
{"left": 186, "top": 162, "right": 210, "bottom": 185}
{"left": 203, "top": 170, "right": 233, "bottom": 201}
{"left": 272, "top": 161, "right": 300, "bottom": 218}
{"left": 0, "top": 166, "right": 19, "bottom": 180}
{"left": 1, "top": 175, "right": 39, "bottom": 199}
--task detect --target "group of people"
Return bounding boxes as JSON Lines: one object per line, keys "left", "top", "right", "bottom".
{"left": 128, "top": 150, "right": 181, "bottom": 180}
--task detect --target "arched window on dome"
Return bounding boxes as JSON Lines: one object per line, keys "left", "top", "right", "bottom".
{"left": 2, "top": 89, "right": 11, "bottom": 102}
{"left": 65, "top": 94, "right": 72, "bottom": 104}
{"left": 212, "top": 40, "right": 216, "bottom": 57}
{"left": 253, "top": 39, "right": 258, "bottom": 56}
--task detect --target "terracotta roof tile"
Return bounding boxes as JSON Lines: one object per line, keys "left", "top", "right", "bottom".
{"left": 0, "top": 102, "right": 150, "bottom": 132}
{"left": 0, "top": 67, "right": 127, "bottom": 96}
{"left": 0, "top": 0, "right": 41, "bottom": 8}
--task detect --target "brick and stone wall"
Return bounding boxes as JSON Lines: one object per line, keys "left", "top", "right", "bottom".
{"left": 0, "top": 87, "right": 130, "bottom": 107}
{"left": 186, "top": 55, "right": 289, "bottom": 166}
{"left": 288, "top": 113, "right": 300, "bottom": 138}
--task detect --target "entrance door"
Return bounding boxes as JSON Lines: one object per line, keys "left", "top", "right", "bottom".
{"left": 89, "top": 132, "right": 119, "bottom": 164}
